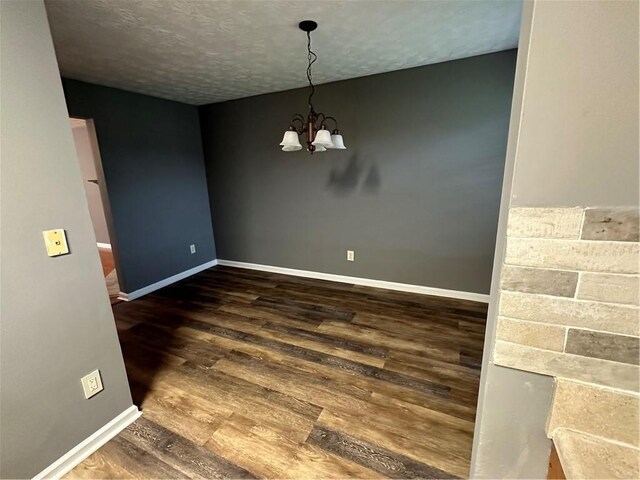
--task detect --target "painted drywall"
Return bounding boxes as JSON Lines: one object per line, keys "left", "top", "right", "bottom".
{"left": 510, "top": 0, "right": 639, "bottom": 207}
{"left": 470, "top": 0, "right": 638, "bottom": 477}
{"left": 62, "top": 79, "right": 216, "bottom": 293}
{"left": 200, "top": 50, "right": 517, "bottom": 294}
{"left": 72, "top": 120, "right": 111, "bottom": 244}
{"left": 471, "top": 5, "right": 555, "bottom": 477}
{"left": 0, "top": 2, "right": 133, "bottom": 478}
{"left": 471, "top": 366, "right": 553, "bottom": 478}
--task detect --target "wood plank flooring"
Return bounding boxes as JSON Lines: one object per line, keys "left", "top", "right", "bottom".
{"left": 98, "top": 248, "right": 116, "bottom": 276}
{"left": 65, "top": 266, "right": 487, "bottom": 479}
{"left": 98, "top": 247, "right": 121, "bottom": 305}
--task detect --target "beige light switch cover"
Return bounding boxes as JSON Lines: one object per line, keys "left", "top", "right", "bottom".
{"left": 43, "top": 229, "right": 69, "bottom": 256}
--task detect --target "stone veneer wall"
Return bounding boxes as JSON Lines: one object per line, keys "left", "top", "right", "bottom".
{"left": 492, "top": 206, "right": 639, "bottom": 474}
{"left": 494, "top": 207, "right": 639, "bottom": 388}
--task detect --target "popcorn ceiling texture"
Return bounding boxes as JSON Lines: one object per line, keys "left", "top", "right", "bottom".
{"left": 494, "top": 206, "right": 640, "bottom": 479}
{"left": 44, "top": 0, "right": 521, "bottom": 105}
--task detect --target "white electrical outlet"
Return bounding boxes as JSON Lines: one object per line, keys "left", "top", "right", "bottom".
{"left": 347, "top": 250, "right": 355, "bottom": 262}
{"left": 81, "top": 370, "right": 103, "bottom": 399}
{"left": 190, "top": 244, "right": 196, "bottom": 254}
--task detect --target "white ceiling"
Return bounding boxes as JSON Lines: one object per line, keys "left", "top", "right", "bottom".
{"left": 45, "top": 0, "right": 522, "bottom": 106}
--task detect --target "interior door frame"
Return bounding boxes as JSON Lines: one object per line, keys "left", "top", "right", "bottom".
{"left": 71, "top": 116, "right": 125, "bottom": 298}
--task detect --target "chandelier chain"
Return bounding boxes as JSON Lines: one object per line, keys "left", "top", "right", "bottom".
{"left": 306, "top": 30, "right": 317, "bottom": 112}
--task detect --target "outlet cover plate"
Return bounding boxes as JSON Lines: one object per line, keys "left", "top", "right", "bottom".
{"left": 347, "top": 250, "right": 355, "bottom": 262}
{"left": 81, "top": 369, "right": 103, "bottom": 399}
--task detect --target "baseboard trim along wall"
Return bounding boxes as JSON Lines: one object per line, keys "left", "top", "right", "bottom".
{"left": 118, "top": 260, "right": 218, "bottom": 301}
{"left": 217, "top": 259, "right": 490, "bottom": 303}
{"left": 32, "top": 405, "right": 141, "bottom": 480}
{"left": 96, "top": 242, "right": 112, "bottom": 250}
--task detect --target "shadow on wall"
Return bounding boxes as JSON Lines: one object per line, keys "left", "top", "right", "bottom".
{"left": 326, "top": 154, "right": 381, "bottom": 195}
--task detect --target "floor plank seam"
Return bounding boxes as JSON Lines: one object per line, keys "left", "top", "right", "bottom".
{"left": 65, "top": 265, "right": 487, "bottom": 479}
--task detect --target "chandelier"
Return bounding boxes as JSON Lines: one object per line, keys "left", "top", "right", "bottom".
{"left": 280, "top": 20, "right": 346, "bottom": 154}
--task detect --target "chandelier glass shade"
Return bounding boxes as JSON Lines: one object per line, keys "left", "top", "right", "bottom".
{"left": 280, "top": 20, "right": 346, "bottom": 154}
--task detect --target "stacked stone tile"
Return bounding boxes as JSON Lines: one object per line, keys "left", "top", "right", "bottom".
{"left": 493, "top": 207, "right": 639, "bottom": 479}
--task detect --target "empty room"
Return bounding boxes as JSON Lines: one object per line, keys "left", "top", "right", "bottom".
{"left": 1, "top": 1, "right": 638, "bottom": 479}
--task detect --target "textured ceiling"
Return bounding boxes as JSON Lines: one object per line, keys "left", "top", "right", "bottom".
{"left": 45, "top": 0, "right": 521, "bottom": 105}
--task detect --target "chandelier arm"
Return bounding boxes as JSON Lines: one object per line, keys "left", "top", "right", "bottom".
{"left": 321, "top": 115, "right": 339, "bottom": 130}
{"left": 290, "top": 116, "right": 305, "bottom": 131}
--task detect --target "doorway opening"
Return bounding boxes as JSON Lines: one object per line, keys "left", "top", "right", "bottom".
{"left": 70, "top": 117, "right": 121, "bottom": 305}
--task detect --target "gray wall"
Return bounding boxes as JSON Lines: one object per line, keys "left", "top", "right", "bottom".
{"left": 0, "top": 2, "right": 133, "bottom": 478}
{"left": 62, "top": 79, "right": 216, "bottom": 293}
{"left": 72, "top": 121, "right": 111, "bottom": 244}
{"left": 471, "top": 5, "right": 555, "bottom": 477}
{"left": 471, "top": 0, "right": 639, "bottom": 477}
{"left": 200, "top": 50, "right": 517, "bottom": 294}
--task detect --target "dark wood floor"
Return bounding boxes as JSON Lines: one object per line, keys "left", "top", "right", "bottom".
{"left": 65, "top": 266, "right": 487, "bottom": 479}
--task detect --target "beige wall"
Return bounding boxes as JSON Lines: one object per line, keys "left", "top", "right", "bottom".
{"left": 71, "top": 120, "right": 111, "bottom": 245}
{"left": 511, "top": 0, "right": 639, "bottom": 207}
{"left": 471, "top": 0, "right": 639, "bottom": 477}
{"left": 0, "top": 1, "right": 133, "bottom": 477}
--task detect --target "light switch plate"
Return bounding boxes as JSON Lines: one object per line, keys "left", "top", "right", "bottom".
{"left": 43, "top": 229, "right": 69, "bottom": 257}
{"left": 81, "top": 369, "right": 103, "bottom": 399}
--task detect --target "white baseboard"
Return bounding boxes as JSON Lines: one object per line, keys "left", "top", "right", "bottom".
{"left": 96, "top": 242, "right": 111, "bottom": 250}
{"left": 217, "top": 260, "right": 489, "bottom": 303}
{"left": 118, "top": 259, "right": 218, "bottom": 301}
{"left": 32, "top": 405, "right": 141, "bottom": 480}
